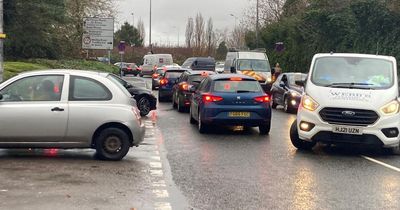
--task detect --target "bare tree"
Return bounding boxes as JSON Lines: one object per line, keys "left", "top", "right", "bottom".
{"left": 137, "top": 18, "right": 145, "bottom": 46}
{"left": 243, "top": 0, "right": 285, "bottom": 29}
{"left": 194, "top": 13, "right": 205, "bottom": 55}
{"left": 185, "top": 17, "right": 194, "bottom": 48}
{"left": 60, "top": 0, "right": 116, "bottom": 57}
{"left": 227, "top": 26, "right": 246, "bottom": 49}
{"left": 206, "top": 17, "right": 215, "bottom": 56}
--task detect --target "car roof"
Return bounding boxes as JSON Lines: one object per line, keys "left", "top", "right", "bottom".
{"left": 209, "top": 73, "right": 256, "bottom": 81}
{"left": 313, "top": 53, "right": 396, "bottom": 61}
{"left": 184, "top": 69, "right": 216, "bottom": 75}
{"left": 17, "top": 69, "right": 111, "bottom": 78}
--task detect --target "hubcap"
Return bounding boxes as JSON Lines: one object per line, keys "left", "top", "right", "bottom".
{"left": 139, "top": 98, "right": 150, "bottom": 113}
{"left": 103, "top": 136, "right": 122, "bottom": 153}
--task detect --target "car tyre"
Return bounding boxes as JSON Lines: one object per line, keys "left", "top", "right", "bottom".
{"left": 271, "top": 95, "right": 278, "bottom": 109}
{"left": 95, "top": 128, "right": 130, "bottom": 161}
{"left": 172, "top": 95, "right": 177, "bottom": 109}
{"left": 198, "top": 111, "right": 208, "bottom": 133}
{"left": 259, "top": 121, "right": 271, "bottom": 135}
{"left": 139, "top": 73, "right": 144, "bottom": 77}
{"left": 284, "top": 97, "right": 291, "bottom": 113}
{"left": 138, "top": 96, "right": 151, "bottom": 116}
{"left": 290, "top": 120, "right": 316, "bottom": 150}
{"left": 177, "top": 96, "right": 185, "bottom": 112}
{"left": 190, "top": 107, "right": 196, "bottom": 124}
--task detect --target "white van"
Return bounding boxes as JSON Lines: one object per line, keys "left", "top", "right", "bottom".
{"left": 291, "top": 53, "right": 400, "bottom": 153}
{"left": 224, "top": 50, "right": 273, "bottom": 92}
{"left": 140, "top": 54, "right": 173, "bottom": 77}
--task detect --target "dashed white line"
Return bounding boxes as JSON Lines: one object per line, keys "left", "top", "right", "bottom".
{"left": 361, "top": 155, "right": 400, "bottom": 173}
{"left": 150, "top": 169, "right": 164, "bottom": 177}
{"left": 150, "top": 162, "right": 162, "bottom": 168}
{"left": 153, "top": 189, "right": 169, "bottom": 198}
{"left": 154, "top": 202, "right": 172, "bottom": 210}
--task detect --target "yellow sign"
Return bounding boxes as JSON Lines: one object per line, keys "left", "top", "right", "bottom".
{"left": 0, "top": 34, "right": 6, "bottom": 39}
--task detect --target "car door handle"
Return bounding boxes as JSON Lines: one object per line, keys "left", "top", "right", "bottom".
{"left": 51, "top": 107, "right": 64, "bottom": 112}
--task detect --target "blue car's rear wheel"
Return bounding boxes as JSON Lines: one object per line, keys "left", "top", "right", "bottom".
{"left": 259, "top": 121, "right": 271, "bottom": 135}
{"left": 198, "top": 111, "right": 209, "bottom": 133}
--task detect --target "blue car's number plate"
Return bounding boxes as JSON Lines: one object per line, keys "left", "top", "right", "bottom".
{"left": 228, "top": 112, "right": 250, "bottom": 118}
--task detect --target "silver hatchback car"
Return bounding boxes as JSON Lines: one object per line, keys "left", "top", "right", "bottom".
{"left": 0, "top": 70, "right": 145, "bottom": 161}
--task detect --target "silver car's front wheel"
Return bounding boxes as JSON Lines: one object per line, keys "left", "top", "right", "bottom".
{"left": 95, "top": 128, "right": 130, "bottom": 161}
{"left": 138, "top": 96, "right": 151, "bottom": 116}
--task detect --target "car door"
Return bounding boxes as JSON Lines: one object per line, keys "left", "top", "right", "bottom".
{"left": 173, "top": 73, "right": 186, "bottom": 101}
{"left": 191, "top": 78, "right": 209, "bottom": 119}
{"left": 274, "top": 74, "right": 286, "bottom": 105}
{"left": 0, "top": 74, "right": 68, "bottom": 142}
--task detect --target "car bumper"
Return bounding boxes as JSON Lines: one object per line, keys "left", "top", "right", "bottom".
{"left": 141, "top": 70, "right": 154, "bottom": 75}
{"left": 152, "top": 79, "right": 160, "bottom": 87}
{"left": 297, "top": 108, "right": 400, "bottom": 148}
{"left": 201, "top": 105, "right": 271, "bottom": 127}
{"left": 130, "top": 119, "right": 146, "bottom": 146}
{"left": 179, "top": 92, "right": 192, "bottom": 107}
{"left": 159, "top": 88, "right": 173, "bottom": 99}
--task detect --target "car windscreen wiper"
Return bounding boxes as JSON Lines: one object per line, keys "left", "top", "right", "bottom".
{"left": 325, "top": 82, "right": 375, "bottom": 89}
{"left": 236, "top": 90, "right": 255, "bottom": 93}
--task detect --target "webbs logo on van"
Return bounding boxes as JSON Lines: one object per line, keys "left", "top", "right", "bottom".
{"left": 329, "top": 90, "right": 372, "bottom": 102}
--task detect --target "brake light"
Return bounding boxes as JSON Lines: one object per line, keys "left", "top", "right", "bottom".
{"left": 230, "top": 77, "right": 242, "bottom": 81}
{"left": 202, "top": 94, "right": 223, "bottom": 103}
{"left": 254, "top": 95, "right": 271, "bottom": 103}
{"left": 160, "top": 78, "right": 168, "bottom": 86}
{"left": 179, "top": 82, "right": 189, "bottom": 91}
{"left": 152, "top": 73, "right": 159, "bottom": 79}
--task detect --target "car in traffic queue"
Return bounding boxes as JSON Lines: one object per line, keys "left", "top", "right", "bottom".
{"left": 0, "top": 70, "right": 145, "bottom": 161}
{"left": 215, "top": 61, "right": 225, "bottom": 74}
{"left": 121, "top": 63, "right": 141, "bottom": 76}
{"left": 270, "top": 72, "right": 307, "bottom": 113}
{"left": 151, "top": 65, "right": 180, "bottom": 90}
{"left": 189, "top": 74, "right": 272, "bottom": 135}
{"left": 181, "top": 57, "right": 216, "bottom": 72}
{"left": 172, "top": 70, "right": 216, "bottom": 112}
{"left": 158, "top": 67, "right": 187, "bottom": 102}
{"left": 109, "top": 74, "right": 157, "bottom": 116}
{"left": 140, "top": 54, "right": 174, "bottom": 77}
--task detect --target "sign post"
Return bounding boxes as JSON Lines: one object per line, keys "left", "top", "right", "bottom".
{"left": 118, "top": 41, "right": 126, "bottom": 77}
{"left": 82, "top": 17, "right": 114, "bottom": 58}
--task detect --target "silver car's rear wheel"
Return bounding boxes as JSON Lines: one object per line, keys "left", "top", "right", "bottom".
{"left": 95, "top": 128, "right": 130, "bottom": 161}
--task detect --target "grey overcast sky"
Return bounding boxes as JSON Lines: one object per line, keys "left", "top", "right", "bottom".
{"left": 115, "top": 0, "right": 250, "bottom": 46}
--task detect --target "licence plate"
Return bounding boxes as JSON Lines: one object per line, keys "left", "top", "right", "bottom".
{"left": 332, "top": 126, "right": 363, "bottom": 135}
{"left": 228, "top": 112, "right": 250, "bottom": 118}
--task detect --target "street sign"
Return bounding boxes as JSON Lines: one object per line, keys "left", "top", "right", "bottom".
{"left": 82, "top": 17, "right": 114, "bottom": 50}
{"left": 118, "top": 41, "right": 126, "bottom": 55}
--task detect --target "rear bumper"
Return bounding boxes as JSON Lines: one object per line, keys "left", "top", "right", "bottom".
{"left": 159, "top": 88, "right": 173, "bottom": 99}
{"left": 201, "top": 105, "right": 271, "bottom": 126}
{"left": 141, "top": 70, "right": 154, "bottom": 75}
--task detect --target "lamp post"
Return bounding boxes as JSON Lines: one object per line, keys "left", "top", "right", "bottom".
{"left": 256, "top": 0, "right": 259, "bottom": 48}
{"left": 149, "top": 0, "right": 152, "bottom": 52}
{"left": 131, "top": 12, "right": 135, "bottom": 27}
{"left": 229, "top": 14, "right": 238, "bottom": 28}
{"left": 172, "top": 26, "right": 180, "bottom": 47}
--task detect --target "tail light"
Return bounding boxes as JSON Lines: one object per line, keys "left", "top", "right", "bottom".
{"left": 137, "top": 67, "right": 142, "bottom": 71}
{"left": 179, "top": 82, "right": 189, "bottom": 91}
{"left": 160, "top": 78, "right": 168, "bottom": 86}
{"left": 230, "top": 77, "right": 243, "bottom": 81}
{"left": 202, "top": 94, "right": 223, "bottom": 103}
{"left": 254, "top": 95, "right": 271, "bottom": 103}
{"left": 152, "top": 73, "right": 159, "bottom": 79}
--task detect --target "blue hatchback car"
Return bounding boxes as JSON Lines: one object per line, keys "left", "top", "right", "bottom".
{"left": 189, "top": 74, "right": 272, "bottom": 134}
{"left": 158, "top": 68, "right": 187, "bottom": 102}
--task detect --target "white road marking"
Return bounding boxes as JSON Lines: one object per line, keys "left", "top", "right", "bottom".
{"left": 150, "top": 170, "right": 164, "bottom": 177}
{"left": 151, "top": 156, "right": 161, "bottom": 161}
{"left": 362, "top": 155, "right": 400, "bottom": 173}
{"left": 152, "top": 180, "right": 167, "bottom": 187}
{"left": 153, "top": 189, "right": 169, "bottom": 198}
{"left": 154, "top": 202, "right": 172, "bottom": 210}
{"left": 150, "top": 162, "right": 162, "bottom": 168}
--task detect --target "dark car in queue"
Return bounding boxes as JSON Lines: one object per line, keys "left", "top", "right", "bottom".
{"left": 172, "top": 70, "right": 216, "bottom": 112}
{"left": 109, "top": 74, "right": 157, "bottom": 116}
{"left": 270, "top": 72, "right": 307, "bottom": 113}
{"left": 158, "top": 68, "right": 187, "bottom": 102}
{"left": 121, "top": 63, "right": 141, "bottom": 76}
{"left": 181, "top": 57, "right": 216, "bottom": 72}
{"left": 189, "top": 74, "right": 272, "bottom": 135}
{"left": 151, "top": 67, "right": 167, "bottom": 90}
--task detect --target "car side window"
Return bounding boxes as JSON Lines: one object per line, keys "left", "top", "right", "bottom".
{"left": 198, "top": 78, "right": 210, "bottom": 92}
{"left": 69, "top": 76, "right": 112, "bottom": 101}
{"left": 0, "top": 75, "right": 64, "bottom": 102}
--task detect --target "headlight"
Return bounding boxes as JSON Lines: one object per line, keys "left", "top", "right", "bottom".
{"left": 301, "top": 95, "right": 319, "bottom": 111}
{"left": 266, "top": 76, "right": 272, "bottom": 83}
{"left": 380, "top": 100, "right": 399, "bottom": 115}
{"left": 290, "top": 91, "right": 300, "bottom": 97}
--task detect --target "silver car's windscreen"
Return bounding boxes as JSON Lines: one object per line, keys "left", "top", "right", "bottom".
{"left": 106, "top": 75, "right": 132, "bottom": 97}
{"left": 212, "top": 80, "right": 262, "bottom": 93}
{"left": 237, "top": 59, "right": 271, "bottom": 72}
{"left": 311, "top": 57, "right": 394, "bottom": 89}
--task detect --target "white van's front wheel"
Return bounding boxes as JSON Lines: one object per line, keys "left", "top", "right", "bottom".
{"left": 290, "top": 120, "right": 316, "bottom": 150}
